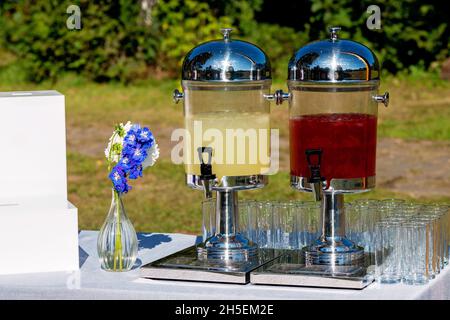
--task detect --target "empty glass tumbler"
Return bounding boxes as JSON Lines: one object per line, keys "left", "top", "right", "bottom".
{"left": 401, "top": 221, "right": 429, "bottom": 285}
{"left": 293, "top": 201, "right": 321, "bottom": 249}
{"left": 202, "top": 198, "right": 216, "bottom": 241}
{"left": 375, "top": 219, "right": 403, "bottom": 284}
{"left": 272, "top": 202, "right": 296, "bottom": 249}
{"left": 238, "top": 199, "right": 258, "bottom": 242}
{"left": 201, "top": 196, "right": 449, "bottom": 282}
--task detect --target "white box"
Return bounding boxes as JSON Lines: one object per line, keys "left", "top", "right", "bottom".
{"left": 0, "top": 202, "right": 79, "bottom": 275}
{"left": 0, "top": 90, "right": 67, "bottom": 209}
{"left": 0, "top": 91, "right": 79, "bottom": 274}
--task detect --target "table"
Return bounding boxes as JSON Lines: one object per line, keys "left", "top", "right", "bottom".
{"left": 0, "top": 231, "right": 449, "bottom": 299}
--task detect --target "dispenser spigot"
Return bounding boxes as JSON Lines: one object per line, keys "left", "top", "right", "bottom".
{"left": 264, "top": 90, "right": 290, "bottom": 105}
{"left": 197, "top": 147, "right": 216, "bottom": 199}
{"left": 305, "top": 149, "right": 326, "bottom": 201}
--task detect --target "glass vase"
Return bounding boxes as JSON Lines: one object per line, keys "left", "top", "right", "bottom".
{"left": 97, "top": 189, "right": 138, "bottom": 272}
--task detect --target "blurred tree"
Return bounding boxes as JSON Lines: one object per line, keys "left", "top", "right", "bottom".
{"left": 296, "top": 0, "right": 450, "bottom": 73}
{"left": 151, "top": 0, "right": 233, "bottom": 76}
{"left": 1, "top": 0, "right": 448, "bottom": 82}
{"left": 0, "top": 0, "right": 158, "bottom": 82}
{"left": 119, "top": 0, "right": 450, "bottom": 77}
{"left": 153, "top": 0, "right": 308, "bottom": 79}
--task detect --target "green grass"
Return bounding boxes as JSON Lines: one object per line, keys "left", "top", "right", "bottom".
{"left": 1, "top": 53, "right": 449, "bottom": 234}
{"left": 377, "top": 73, "right": 450, "bottom": 141}
{"left": 379, "top": 115, "right": 450, "bottom": 141}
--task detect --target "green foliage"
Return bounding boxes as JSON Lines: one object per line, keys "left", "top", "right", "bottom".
{"left": 1, "top": 0, "right": 449, "bottom": 82}
{"left": 0, "top": 0, "right": 158, "bottom": 82}
{"left": 151, "top": 0, "right": 233, "bottom": 75}
{"left": 152, "top": 0, "right": 307, "bottom": 79}
{"left": 306, "top": 0, "right": 450, "bottom": 74}
{"left": 153, "top": 0, "right": 450, "bottom": 76}
{"left": 243, "top": 23, "right": 309, "bottom": 79}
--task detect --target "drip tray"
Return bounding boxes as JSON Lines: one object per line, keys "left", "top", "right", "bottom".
{"left": 140, "top": 246, "right": 281, "bottom": 284}
{"left": 250, "top": 250, "right": 374, "bottom": 289}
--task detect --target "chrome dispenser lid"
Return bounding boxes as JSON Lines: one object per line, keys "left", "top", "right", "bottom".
{"left": 181, "top": 28, "right": 271, "bottom": 82}
{"left": 288, "top": 27, "right": 380, "bottom": 82}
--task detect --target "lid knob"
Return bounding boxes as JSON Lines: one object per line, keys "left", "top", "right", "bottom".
{"left": 220, "top": 28, "right": 233, "bottom": 42}
{"left": 329, "top": 26, "right": 341, "bottom": 41}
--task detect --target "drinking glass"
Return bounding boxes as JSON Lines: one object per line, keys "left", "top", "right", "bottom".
{"left": 238, "top": 199, "right": 255, "bottom": 242}
{"left": 273, "top": 202, "right": 296, "bottom": 249}
{"left": 202, "top": 198, "right": 216, "bottom": 241}
{"left": 421, "top": 204, "right": 450, "bottom": 267}
{"left": 253, "top": 200, "right": 274, "bottom": 248}
{"left": 351, "top": 199, "right": 380, "bottom": 247}
{"left": 411, "top": 214, "right": 440, "bottom": 278}
{"left": 375, "top": 219, "right": 403, "bottom": 284}
{"left": 401, "top": 221, "right": 429, "bottom": 285}
{"left": 293, "top": 201, "right": 320, "bottom": 249}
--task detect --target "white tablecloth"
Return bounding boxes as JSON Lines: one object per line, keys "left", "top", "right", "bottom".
{"left": 0, "top": 230, "right": 449, "bottom": 300}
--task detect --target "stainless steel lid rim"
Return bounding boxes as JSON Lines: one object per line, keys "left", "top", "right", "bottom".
{"left": 182, "top": 79, "right": 271, "bottom": 91}
{"left": 288, "top": 79, "right": 380, "bottom": 85}
{"left": 287, "top": 85, "right": 379, "bottom": 93}
{"left": 290, "top": 175, "right": 375, "bottom": 193}
{"left": 287, "top": 80, "right": 379, "bottom": 92}
{"left": 186, "top": 174, "right": 268, "bottom": 191}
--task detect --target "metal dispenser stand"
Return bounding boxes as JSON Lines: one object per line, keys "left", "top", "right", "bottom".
{"left": 140, "top": 156, "right": 278, "bottom": 284}
{"left": 251, "top": 191, "right": 373, "bottom": 289}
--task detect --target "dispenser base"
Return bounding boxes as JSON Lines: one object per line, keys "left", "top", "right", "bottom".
{"left": 303, "top": 237, "right": 365, "bottom": 266}
{"left": 250, "top": 250, "right": 374, "bottom": 289}
{"left": 197, "top": 234, "right": 258, "bottom": 261}
{"left": 140, "top": 245, "right": 280, "bottom": 284}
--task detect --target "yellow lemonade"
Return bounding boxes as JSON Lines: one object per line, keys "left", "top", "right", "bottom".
{"left": 184, "top": 112, "right": 270, "bottom": 178}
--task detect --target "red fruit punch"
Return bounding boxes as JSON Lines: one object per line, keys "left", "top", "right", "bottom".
{"left": 290, "top": 113, "right": 377, "bottom": 182}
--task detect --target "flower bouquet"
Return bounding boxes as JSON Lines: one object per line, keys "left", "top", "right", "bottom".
{"left": 97, "top": 121, "right": 159, "bottom": 272}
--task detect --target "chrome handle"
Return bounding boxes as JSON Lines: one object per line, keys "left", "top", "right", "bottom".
{"left": 220, "top": 28, "right": 232, "bottom": 42}
{"left": 173, "top": 89, "right": 184, "bottom": 104}
{"left": 373, "top": 91, "right": 389, "bottom": 107}
{"left": 329, "top": 26, "right": 341, "bottom": 41}
{"left": 264, "top": 90, "right": 290, "bottom": 105}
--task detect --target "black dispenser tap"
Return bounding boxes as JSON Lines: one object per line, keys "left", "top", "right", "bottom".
{"left": 305, "top": 149, "right": 326, "bottom": 201}
{"left": 197, "top": 147, "right": 216, "bottom": 199}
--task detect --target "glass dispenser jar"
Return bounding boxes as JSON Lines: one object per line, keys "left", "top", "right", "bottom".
{"left": 182, "top": 81, "right": 271, "bottom": 179}
{"left": 283, "top": 27, "right": 389, "bottom": 266}
{"left": 174, "top": 29, "right": 274, "bottom": 262}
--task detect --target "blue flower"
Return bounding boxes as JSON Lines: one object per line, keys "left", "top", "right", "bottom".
{"left": 123, "top": 132, "right": 138, "bottom": 147}
{"left": 137, "top": 127, "right": 154, "bottom": 149}
{"left": 109, "top": 165, "right": 131, "bottom": 194}
{"left": 130, "top": 145, "right": 147, "bottom": 163}
{"left": 123, "top": 124, "right": 141, "bottom": 148}
{"left": 121, "top": 144, "right": 134, "bottom": 158}
{"left": 128, "top": 164, "right": 143, "bottom": 180}
{"left": 118, "top": 155, "right": 134, "bottom": 171}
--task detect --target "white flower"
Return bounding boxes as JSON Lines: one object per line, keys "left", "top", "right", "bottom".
{"left": 142, "top": 143, "right": 160, "bottom": 168}
{"left": 104, "top": 121, "right": 133, "bottom": 164}
{"left": 122, "top": 121, "right": 132, "bottom": 134}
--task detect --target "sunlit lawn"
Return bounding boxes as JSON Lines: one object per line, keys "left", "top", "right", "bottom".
{"left": 1, "top": 56, "right": 449, "bottom": 234}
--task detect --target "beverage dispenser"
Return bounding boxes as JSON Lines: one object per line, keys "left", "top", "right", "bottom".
{"left": 288, "top": 27, "right": 388, "bottom": 266}
{"left": 141, "top": 29, "right": 278, "bottom": 283}
{"left": 251, "top": 27, "right": 389, "bottom": 289}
